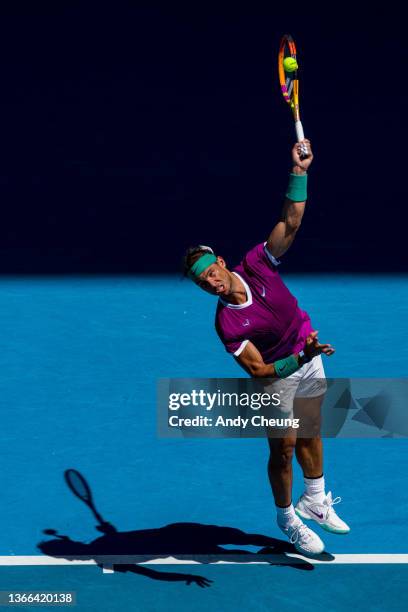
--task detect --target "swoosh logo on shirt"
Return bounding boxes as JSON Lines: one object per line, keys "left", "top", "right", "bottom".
{"left": 261, "top": 285, "right": 266, "bottom": 297}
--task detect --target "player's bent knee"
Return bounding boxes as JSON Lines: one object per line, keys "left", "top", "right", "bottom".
{"left": 268, "top": 439, "right": 296, "bottom": 469}
{"left": 298, "top": 418, "right": 321, "bottom": 438}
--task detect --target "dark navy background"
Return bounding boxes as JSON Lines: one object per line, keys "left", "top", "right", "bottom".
{"left": 0, "top": 3, "right": 405, "bottom": 273}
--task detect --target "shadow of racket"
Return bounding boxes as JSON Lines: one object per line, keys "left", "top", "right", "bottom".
{"left": 64, "top": 469, "right": 108, "bottom": 528}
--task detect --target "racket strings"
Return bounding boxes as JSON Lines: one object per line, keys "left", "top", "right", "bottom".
{"left": 281, "top": 44, "right": 297, "bottom": 102}
{"left": 65, "top": 470, "right": 92, "bottom": 501}
{"left": 279, "top": 35, "right": 309, "bottom": 157}
{"left": 285, "top": 78, "right": 294, "bottom": 97}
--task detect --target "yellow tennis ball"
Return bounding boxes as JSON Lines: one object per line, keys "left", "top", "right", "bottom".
{"left": 283, "top": 57, "right": 298, "bottom": 72}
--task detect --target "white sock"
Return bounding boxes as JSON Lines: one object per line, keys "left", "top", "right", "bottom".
{"left": 276, "top": 503, "right": 298, "bottom": 527}
{"left": 304, "top": 475, "right": 325, "bottom": 502}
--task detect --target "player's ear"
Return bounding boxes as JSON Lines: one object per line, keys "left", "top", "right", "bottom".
{"left": 217, "top": 256, "right": 226, "bottom": 268}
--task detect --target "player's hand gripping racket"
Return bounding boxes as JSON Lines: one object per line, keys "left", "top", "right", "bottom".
{"left": 278, "top": 34, "right": 309, "bottom": 157}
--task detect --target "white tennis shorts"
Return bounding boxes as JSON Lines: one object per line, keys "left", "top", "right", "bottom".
{"left": 261, "top": 355, "right": 327, "bottom": 420}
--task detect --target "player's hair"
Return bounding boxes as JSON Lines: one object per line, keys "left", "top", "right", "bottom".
{"left": 183, "top": 245, "right": 215, "bottom": 277}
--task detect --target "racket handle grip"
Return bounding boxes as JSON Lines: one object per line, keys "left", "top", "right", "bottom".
{"left": 295, "top": 121, "right": 308, "bottom": 157}
{"left": 295, "top": 120, "right": 305, "bottom": 142}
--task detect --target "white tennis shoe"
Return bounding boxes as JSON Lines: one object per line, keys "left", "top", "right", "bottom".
{"left": 279, "top": 518, "right": 325, "bottom": 556}
{"left": 295, "top": 491, "right": 350, "bottom": 534}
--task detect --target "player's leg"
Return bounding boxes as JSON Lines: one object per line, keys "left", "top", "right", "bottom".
{"left": 260, "top": 376, "right": 325, "bottom": 555}
{"left": 292, "top": 354, "right": 326, "bottom": 489}
{"left": 294, "top": 393, "right": 324, "bottom": 479}
{"left": 293, "top": 390, "right": 350, "bottom": 534}
{"left": 267, "top": 428, "right": 324, "bottom": 555}
{"left": 267, "top": 432, "right": 296, "bottom": 507}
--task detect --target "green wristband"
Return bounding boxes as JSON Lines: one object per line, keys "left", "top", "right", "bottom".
{"left": 286, "top": 173, "right": 308, "bottom": 202}
{"left": 274, "top": 354, "right": 300, "bottom": 378}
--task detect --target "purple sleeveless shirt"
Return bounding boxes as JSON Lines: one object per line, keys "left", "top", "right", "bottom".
{"left": 215, "top": 243, "right": 313, "bottom": 363}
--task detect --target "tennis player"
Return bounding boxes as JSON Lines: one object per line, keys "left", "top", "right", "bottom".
{"left": 184, "top": 140, "right": 350, "bottom": 555}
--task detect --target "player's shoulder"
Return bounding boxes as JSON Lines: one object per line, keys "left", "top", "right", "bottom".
{"left": 239, "top": 242, "right": 280, "bottom": 276}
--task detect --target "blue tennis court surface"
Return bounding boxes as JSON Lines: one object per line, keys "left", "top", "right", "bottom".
{"left": 1, "top": 275, "right": 407, "bottom": 610}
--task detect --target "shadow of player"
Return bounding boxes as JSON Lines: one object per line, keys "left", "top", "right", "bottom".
{"left": 38, "top": 469, "right": 335, "bottom": 586}
{"left": 38, "top": 521, "right": 319, "bottom": 587}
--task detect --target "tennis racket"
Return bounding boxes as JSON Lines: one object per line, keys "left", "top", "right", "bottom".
{"left": 64, "top": 469, "right": 106, "bottom": 526}
{"left": 278, "top": 34, "right": 309, "bottom": 157}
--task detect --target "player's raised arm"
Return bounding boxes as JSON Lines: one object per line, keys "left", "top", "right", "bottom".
{"left": 266, "top": 140, "right": 313, "bottom": 259}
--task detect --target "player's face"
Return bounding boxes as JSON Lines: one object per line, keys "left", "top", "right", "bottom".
{"left": 196, "top": 262, "right": 231, "bottom": 296}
